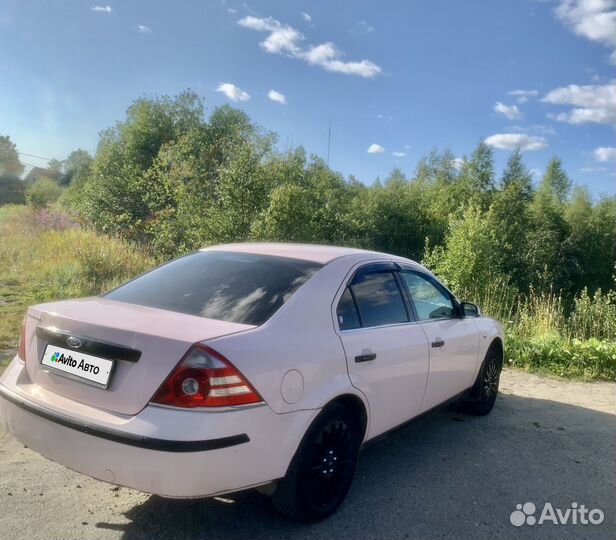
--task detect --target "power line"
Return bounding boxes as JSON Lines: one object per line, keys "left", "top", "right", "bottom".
{"left": 18, "top": 151, "right": 53, "bottom": 161}
{"left": 21, "top": 161, "right": 45, "bottom": 169}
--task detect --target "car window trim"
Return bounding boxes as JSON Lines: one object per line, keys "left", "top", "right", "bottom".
{"left": 347, "top": 286, "right": 363, "bottom": 328}
{"left": 392, "top": 270, "right": 417, "bottom": 322}
{"left": 336, "top": 261, "right": 417, "bottom": 332}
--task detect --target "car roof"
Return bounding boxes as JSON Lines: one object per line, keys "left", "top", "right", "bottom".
{"left": 201, "top": 242, "right": 407, "bottom": 265}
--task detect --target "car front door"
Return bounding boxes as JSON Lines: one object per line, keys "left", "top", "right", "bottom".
{"left": 398, "top": 269, "right": 480, "bottom": 413}
{"left": 335, "top": 263, "right": 430, "bottom": 439}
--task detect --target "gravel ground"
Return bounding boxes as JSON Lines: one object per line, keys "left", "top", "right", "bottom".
{"left": 0, "top": 368, "right": 614, "bottom": 540}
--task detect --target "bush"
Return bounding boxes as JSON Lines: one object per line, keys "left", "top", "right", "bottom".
{"left": 26, "top": 177, "right": 62, "bottom": 209}
{"left": 35, "top": 206, "right": 78, "bottom": 231}
{"left": 506, "top": 334, "right": 616, "bottom": 381}
{"left": 423, "top": 206, "right": 502, "bottom": 294}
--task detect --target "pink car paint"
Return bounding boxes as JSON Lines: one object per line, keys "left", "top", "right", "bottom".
{"left": 0, "top": 243, "right": 504, "bottom": 509}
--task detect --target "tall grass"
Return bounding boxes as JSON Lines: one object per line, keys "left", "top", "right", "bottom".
{"left": 463, "top": 278, "right": 616, "bottom": 380}
{"left": 0, "top": 205, "right": 157, "bottom": 355}
{"left": 569, "top": 288, "right": 616, "bottom": 342}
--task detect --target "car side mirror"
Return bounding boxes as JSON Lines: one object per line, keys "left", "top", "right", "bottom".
{"left": 460, "top": 302, "right": 481, "bottom": 318}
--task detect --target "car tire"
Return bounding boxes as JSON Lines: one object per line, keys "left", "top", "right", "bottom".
{"left": 271, "top": 403, "right": 361, "bottom": 521}
{"left": 460, "top": 348, "right": 502, "bottom": 416}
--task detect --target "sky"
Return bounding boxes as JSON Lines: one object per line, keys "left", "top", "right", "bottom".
{"left": 1, "top": 0, "right": 615, "bottom": 195}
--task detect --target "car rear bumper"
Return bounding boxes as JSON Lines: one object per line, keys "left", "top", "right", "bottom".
{"left": 0, "top": 358, "right": 317, "bottom": 498}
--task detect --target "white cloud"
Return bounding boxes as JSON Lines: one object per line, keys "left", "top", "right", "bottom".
{"left": 267, "top": 89, "right": 286, "bottom": 104}
{"left": 507, "top": 89, "right": 539, "bottom": 103}
{"left": 530, "top": 168, "right": 542, "bottom": 177}
{"left": 392, "top": 151, "right": 406, "bottom": 157}
{"left": 555, "top": 0, "right": 616, "bottom": 64}
{"left": 238, "top": 16, "right": 302, "bottom": 55}
{"left": 542, "top": 81, "right": 616, "bottom": 125}
{"left": 548, "top": 109, "right": 616, "bottom": 124}
{"left": 91, "top": 5, "right": 111, "bottom": 13}
{"left": 227, "top": 8, "right": 237, "bottom": 14}
{"left": 484, "top": 133, "right": 548, "bottom": 151}
{"left": 301, "top": 12, "right": 311, "bottom": 22}
{"left": 137, "top": 24, "right": 151, "bottom": 34}
{"left": 494, "top": 101, "right": 523, "bottom": 120}
{"left": 216, "top": 82, "right": 251, "bottom": 102}
{"left": 367, "top": 143, "right": 385, "bottom": 154}
{"left": 594, "top": 146, "right": 616, "bottom": 161}
{"left": 452, "top": 158, "right": 465, "bottom": 170}
{"left": 350, "top": 20, "right": 375, "bottom": 34}
{"left": 237, "top": 15, "right": 382, "bottom": 78}
{"left": 403, "top": 144, "right": 411, "bottom": 149}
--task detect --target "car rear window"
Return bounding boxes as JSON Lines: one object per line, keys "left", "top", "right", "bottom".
{"left": 104, "top": 251, "right": 322, "bottom": 326}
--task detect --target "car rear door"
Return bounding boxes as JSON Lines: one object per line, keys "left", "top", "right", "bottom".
{"left": 398, "top": 269, "right": 480, "bottom": 412}
{"left": 335, "top": 263, "right": 430, "bottom": 439}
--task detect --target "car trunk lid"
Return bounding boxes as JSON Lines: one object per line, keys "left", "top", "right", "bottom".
{"left": 23, "top": 297, "right": 254, "bottom": 415}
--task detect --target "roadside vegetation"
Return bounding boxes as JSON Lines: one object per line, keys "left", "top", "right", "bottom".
{"left": 0, "top": 205, "right": 155, "bottom": 363}
{"left": 1, "top": 91, "right": 615, "bottom": 378}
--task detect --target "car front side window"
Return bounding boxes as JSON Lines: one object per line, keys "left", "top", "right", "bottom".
{"left": 400, "top": 271, "right": 455, "bottom": 321}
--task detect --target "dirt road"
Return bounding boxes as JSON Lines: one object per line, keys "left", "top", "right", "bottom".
{"left": 0, "top": 369, "right": 614, "bottom": 540}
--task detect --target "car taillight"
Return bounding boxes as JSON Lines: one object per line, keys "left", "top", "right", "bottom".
{"left": 17, "top": 317, "right": 27, "bottom": 363}
{"left": 151, "top": 344, "right": 263, "bottom": 408}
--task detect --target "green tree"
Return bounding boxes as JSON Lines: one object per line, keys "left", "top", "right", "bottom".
{"left": 80, "top": 91, "right": 207, "bottom": 241}
{"left": 541, "top": 157, "right": 571, "bottom": 203}
{"left": 457, "top": 141, "right": 495, "bottom": 209}
{"left": 488, "top": 149, "right": 533, "bottom": 289}
{"left": 253, "top": 155, "right": 352, "bottom": 245}
{"left": 563, "top": 188, "right": 616, "bottom": 294}
{"left": 252, "top": 184, "right": 315, "bottom": 242}
{"left": 62, "top": 149, "right": 93, "bottom": 186}
{"left": 0, "top": 135, "right": 26, "bottom": 204}
{"left": 208, "top": 142, "right": 271, "bottom": 242}
{"left": 345, "top": 171, "right": 434, "bottom": 259}
{"left": 47, "top": 158, "right": 63, "bottom": 174}
{"left": 0, "top": 135, "right": 24, "bottom": 177}
{"left": 526, "top": 163, "right": 570, "bottom": 293}
{"left": 60, "top": 88, "right": 616, "bottom": 309}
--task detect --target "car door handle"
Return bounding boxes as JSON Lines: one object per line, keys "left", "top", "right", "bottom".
{"left": 431, "top": 338, "right": 445, "bottom": 348}
{"left": 355, "top": 352, "right": 377, "bottom": 363}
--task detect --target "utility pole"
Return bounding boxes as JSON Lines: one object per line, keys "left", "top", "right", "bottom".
{"left": 327, "top": 118, "right": 332, "bottom": 167}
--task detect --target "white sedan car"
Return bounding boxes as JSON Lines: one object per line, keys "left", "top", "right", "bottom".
{"left": 0, "top": 243, "right": 504, "bottom": 521}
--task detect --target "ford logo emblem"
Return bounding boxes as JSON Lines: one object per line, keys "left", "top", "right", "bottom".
{"left": 66, "top": 336, "right": 82, "bottom": 349}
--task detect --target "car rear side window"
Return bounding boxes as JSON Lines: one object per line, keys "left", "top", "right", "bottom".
{"left": 337, "top": 288, "right": 361, "bottom": 331}
{"left": 346, "top": 271, "right": 409, "bottom": 329}
{"left": 104, "top": 251, "right": 322, "bottom": 326}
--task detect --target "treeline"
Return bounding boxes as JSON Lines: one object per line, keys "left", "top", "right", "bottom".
{"left": 6, "top": 91, "right": 616, "bottom": 303}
